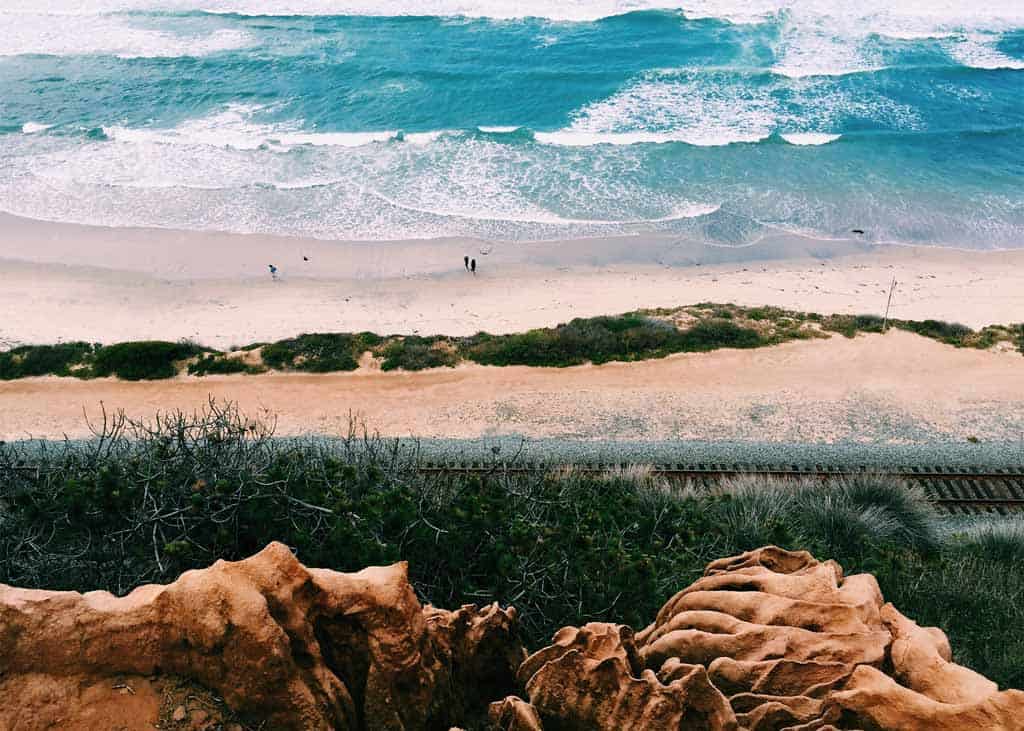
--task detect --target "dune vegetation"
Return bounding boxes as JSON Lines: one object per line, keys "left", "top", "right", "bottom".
{"left": 1, "top": 304, "right": 1021, "bottom": 381}
{"left": 1, "top": 402, "right": 1021, "bottom": 689}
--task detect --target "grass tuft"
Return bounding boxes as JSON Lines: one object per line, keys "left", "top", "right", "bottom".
{"left": 949, "top": 519, "right": 1024, "bottom": 565}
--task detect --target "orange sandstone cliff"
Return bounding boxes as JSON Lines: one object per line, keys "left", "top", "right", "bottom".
{"left": 1, "top": 543, "right": 1021, "bottom": 730}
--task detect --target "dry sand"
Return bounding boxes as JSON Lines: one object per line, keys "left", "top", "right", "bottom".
{"left": 3, "top": 331, "right": 1023, "bottom": 443}
{"left": 1, "top": 213, "right": 1023, "bottom": 349}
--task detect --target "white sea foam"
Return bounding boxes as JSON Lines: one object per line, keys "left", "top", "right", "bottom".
{"left": 402, "top": 131, "right": 449, "bottom": 145}
{"left": 6, "top": 0, "right": 1024, "bottom": 26}
{"left": 648, "top": 202, "right": 722, "bottom": 220}
{"left": 4, "top": 0, "right": 1024, "bottom": 94}
{"left": 948, "top": 34, "right": 1024, "bottom": 70}
{"left": 371, "top": 188, "right": 719, "bottom": 225}
{"left": 21, "top": 122, "right": 53, "bottom": 134}
{"left": 878, "top": 30, "right": 956, "bottom": 40}
{"left": 0, "top": 14, "right": 252, "bottom": 57}
{"left": 100, "top": 102, "right": 792, "bottom": 153}
{"left": 0, "top": 0, "right": 692, "bottom": 22}
{"left": 102, "top": 105, "right": 409, "bottom": 150}
{"left": 552, "top": 71, "right": 778, "bottom": 148}
{"left": 279, "top": 130, "right": 399, "bottom": 146}
{"left": 534, "top": 130, "right": 768, "bottom": 146}
{"left": 769, "top": 63, "right": 884, "bottom": 78}
{"left": 552, "top": 62, "right": 921, "bottom": 150}
{"left": 780, "top": 132, "right": 841, "bottom": 145}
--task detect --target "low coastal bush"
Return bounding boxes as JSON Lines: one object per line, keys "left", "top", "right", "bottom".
{"left": 187, "top": 354, "right": 265, "bottom": 376}
{"left": 91, "top": 341, "right": 204, "bottom": 380}
{"left": 0, "top": 342, "right": 94, "bottom": 379}
{"left": 823, "top": 313, "right": 999, "bottom": 348}
{"left": 260, "top": 332, "right": 381, "bottom": 372}
{"left": 0, "top": 306, "right": 1020, "bottom": 380}
{"left": 897, "top": 319, "right": 972, "bottom": 345}
{"left": 380, "top": 336, "right": 458, "bottom": 371}
{"left": 462, "top": 316, "right": 765, "bottom": 367}
{"left": 2, "top": 404, "right": 1021, "bottom": 687}
{"left": 821, "top": 314, "right": 886, "bottom": 338}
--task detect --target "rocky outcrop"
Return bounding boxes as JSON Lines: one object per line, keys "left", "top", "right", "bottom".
{"left": 492, "top": 546, "right": 1024, "bottom": 731}
{"left": 0, "top": 542, "right": 524, "bottom": 730}
{"left": 1, "top": 544, "right": 1021, "bottom": 730}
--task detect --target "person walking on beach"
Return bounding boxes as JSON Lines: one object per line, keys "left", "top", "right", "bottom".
{"left": 470, "top": 258, "right": 476, "bottom": 275}
{"left": 464, "top": 255, "right": 470, "bottom": 271}
{"left": 268, "top": 264, "right": 278, "bottom": 281}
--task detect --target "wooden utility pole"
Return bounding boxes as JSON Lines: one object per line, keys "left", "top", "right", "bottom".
{"left": 882, "top": 277, "right": 897, "bottom": 332}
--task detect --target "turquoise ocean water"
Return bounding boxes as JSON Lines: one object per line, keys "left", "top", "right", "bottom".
{"left": 0, "top": 0, "right": 1022, "bottom": 246}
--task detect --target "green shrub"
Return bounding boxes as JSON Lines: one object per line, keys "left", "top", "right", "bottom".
{"left": 188, "top": 354, "right": 264, "bottom": 376}
{"left": 261, "top": 333, "right": 375, "bottom": 372}
{"left": 379, "top": 336, "right": 458, "bottom": 371}
{"left": 897, "top": 319, "right": 972, "bottom": 346}
{"left": 2, "top": 307, "right": 1020, "bottom": 383}
{"left": 462, "top": 315, "right": 763, "bottom": 368}
{"left": 461, "top": 318, "right": 646, "bottom": 367}
{"left": 676, "top": 319, "right": 764, "bottom": 351}
{"left": 822, "top": 314, "right": 885, "bottom": 338}
{"left": 0, "top": 342, "right": 95, "bottom": 379}
{"left": 743, "top": 305, "right": 802, "bottom": 322}
{"left": 92, "top": 341, "right": 202, "bottom": 380}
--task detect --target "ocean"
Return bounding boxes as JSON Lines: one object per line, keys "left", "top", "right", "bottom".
{"left": 1, "top": 0, "right": 1022, "bottom": 246}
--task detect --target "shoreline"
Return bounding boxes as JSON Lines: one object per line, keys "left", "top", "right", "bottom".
{"left": 2, "top": 213, "right": 1024, "bottom": 349}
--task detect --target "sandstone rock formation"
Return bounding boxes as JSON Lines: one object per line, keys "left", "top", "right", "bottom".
{"left": 1, "top": 544, "right": 1021, "bottom": 730}
{"left": 492, "top": 546, "right": 1024, "bottom": 731}
{"left": 0, "top": 542, "right": 524, "bottom": 730}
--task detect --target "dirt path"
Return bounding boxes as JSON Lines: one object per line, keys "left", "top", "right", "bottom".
{"left": 3, "top": 331, "right": 1023, "bottom": 443}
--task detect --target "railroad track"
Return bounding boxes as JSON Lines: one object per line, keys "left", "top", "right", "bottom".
{"left": 6, "top": 461, "right": 1023, "bottom": 514}
{"left": 417, "top": 463, "right": 1024, "bottom": 515}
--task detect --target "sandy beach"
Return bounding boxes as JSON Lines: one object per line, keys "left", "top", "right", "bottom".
{"left": 3, "top": 331, "right": 1023, "bottom": 443}
{"left": 1, "top": 213, "right": 1023, "bottom": 350}
{"left": 2, "top": 214, "right": 1022, "bottom": 443}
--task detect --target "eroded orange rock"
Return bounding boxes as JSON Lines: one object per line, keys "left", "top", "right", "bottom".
{"left": 0, "top": 542, "right": 523, "bottom": 730}
{"left": 2, "top": 544, "right": 1020, "bottom": 730}
{"left": 496, "top": 546, "right": 1024, "bottom": 731}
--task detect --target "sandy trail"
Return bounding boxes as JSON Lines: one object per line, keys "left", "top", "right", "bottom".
{"left": 3, "top": 331, "right": 1023, "bottom": 443}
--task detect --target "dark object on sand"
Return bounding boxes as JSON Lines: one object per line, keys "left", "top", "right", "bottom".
{"left": 464, "top": 255, "right": 469, "bottom": 270}
{"left": 303, "top": 256, "right": 309, "bottom": 261}
{"left": 851, "top": 229, "right": 865, "bottom": 234}
{"left": 268, "top": 264, "right": 278, "bottom": 280}
{"left": 470, "top": 258, "right": 477, "bottom": 274}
